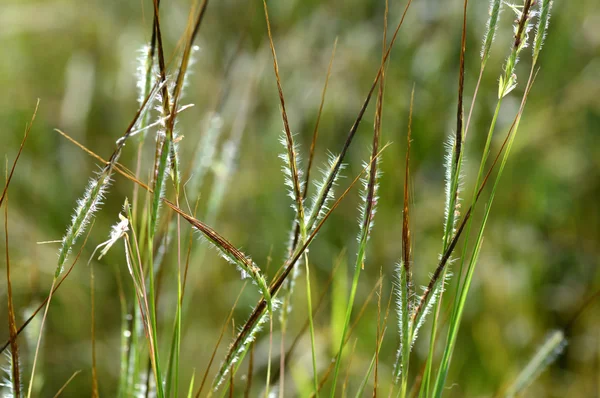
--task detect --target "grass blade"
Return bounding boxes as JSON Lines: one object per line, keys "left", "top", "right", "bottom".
{"left": 504, "top": 330, "right": 566, "bottom": 398}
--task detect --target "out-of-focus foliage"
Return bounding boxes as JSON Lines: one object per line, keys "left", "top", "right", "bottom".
{"left": 0, "top": 0, "right": 598, "bottom": 396}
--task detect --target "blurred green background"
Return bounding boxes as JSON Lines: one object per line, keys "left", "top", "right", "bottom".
{"left": 1, "top": 0, "right": 599, "bottom": 396}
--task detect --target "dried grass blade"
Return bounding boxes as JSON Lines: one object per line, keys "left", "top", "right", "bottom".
{"left": 0, "top": 99, "right": 38, "bottom": 209}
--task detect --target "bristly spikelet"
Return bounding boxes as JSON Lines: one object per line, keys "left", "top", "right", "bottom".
{"left": 212, "top": 299, "right": 281, "bottom": 390}
{"left": 356, "top": 159, "right": 381, "bottom": 248}
{"left": 481, "top": 0, "right": 502, "bottom": 66}
{"left": 188, "top": 113, "right": 224, "bottom": 198}
{"left": 134, "top": 44, "right": 160, "bottom": 143}
{"left": 393, "top": 261, "right": 412, "bottom": 381}
{"left": 306, "top": 152, "right": 346, "bottom": 232}
{"left": 278, "top": 132, "right": 305, "bottom": 217}
{"left": 1, "top": 350, "right": 22, "bottom": 398}
{"left": 443, "top": 135, "right": 463, "bottom": 236}
{"left": 57, "top": 166, "right": 113, "bottom": 276}
{"left": 136, "top": 44, "right": 156, "bottom": 107}
{"left": 532, "top": 0, "right": 553, "bottom": 64}
{"left": 499, "top": 0, "right": 535, "bottom": 98}
{"left": 411, "top": 270, "right": 452, "bottom": 347}
{"left": 194, "top": 232, "right": 271, "bottom": 310}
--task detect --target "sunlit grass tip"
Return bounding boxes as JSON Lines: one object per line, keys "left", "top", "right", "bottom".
{"left": 57, "top": 166, "right": 113, "bottom": 276}
{"left": 356, "top": 159, "right": 381, "bottom": 248}
{"left": 481, "top": 0, "right": 502, "bottom": 65}
{"left": 278, "top": 132, "right": 305, "bottom": 215}
{"left": 412, "top": 270, "right": 453, "bottom": 346}
{"left": 443, "top": 135, "right": 464, "bottom": 236}
{"left": 1, "top": 350, "right": 23, "bottom": 398}
{"left": 532, "top": 0, "right": 553, "bottom": 64}
{"left": 306, "top": 152, "right": 346, "bottom": 232}
{"left": 505, "top": 329, "right": 566, "bottom": 397}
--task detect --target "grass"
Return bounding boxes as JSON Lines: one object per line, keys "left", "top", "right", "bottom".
{"left": 1, "top": 0, "right": 598, "bottom": 396}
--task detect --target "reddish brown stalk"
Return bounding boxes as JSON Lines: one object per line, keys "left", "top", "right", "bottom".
{"left": 150, "top": 0, "right": 171, "bottom": 186}
{"left": 0, "top": 99, "right": 38, "bottom": 209}
{"left": 360, "top": 0, "right": 388, "bottom": 270}
{"left": 196, "top": 282, "right": 248, "bottom": 397}
{"left": 262, "top": 0, "right": 304, "bottom": 225}
{"left": 52, "top": 370, "right": 82, "bottom": 398}
{"left": 514, "top": 0, "right": 534, "bottom": 50}
{"left": 454, "top": 0, "right": 468, "bottom": 165}
{"left": 4, "top": 183, "right": 20, "bottom": 397}
{"left": 402, "top": 87, "right": 414, "bottom": 281}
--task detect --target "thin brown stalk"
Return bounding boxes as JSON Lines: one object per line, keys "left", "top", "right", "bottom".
{"left": 0, "top": 99, "right": 38, "bottom": 209}
{"left": 515, "top": 0, "right": 534, "bottom": 50}
{"left": 150, "top": 0, "right": 171, "bottom": 173}
{"left": 402, "top": 87, "right": 414, "bottom": 282}
{"left": 4, "top": 179, "right": 20, "bottom": 397}
{"left": 464, "top": 67, "right": 485, "bottom": 140}
{"left": 454, "top": 0, "right": 468, "bottom": 162}
{"left": 54, "top": 129, "right": 152, "bottom": 193}
{"left": 52, "top": 370, "right": 82, "bottom": 398}
{"left": 262, "top": 0, "right": 305, "bottom": 229}
{"left": 196, "top": 282, "right": 248, "bottom": 398}
{"left": 566, "top": 289, "right": 600, "bottom": 333}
